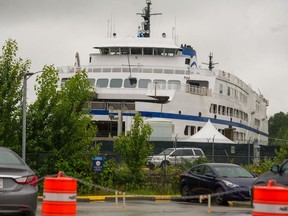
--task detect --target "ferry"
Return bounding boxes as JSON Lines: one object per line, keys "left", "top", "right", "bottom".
{"left": 57, "top": 0, "right": 269, "bottom": 145}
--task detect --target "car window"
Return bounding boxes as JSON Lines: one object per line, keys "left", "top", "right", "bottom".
{"left": 191, "top": 165, "right": 204, "bottom": 175}
{"left": 203, "top": 166, "right": 214, "bottom": 175}
{"left": 282, "top": 161, "right": 288, "bottom": 174}
{"left": 0, "top": 151, "right": 23, "bottom": 165}
{"left": 194, "top": 149, "right": 204, "bottom": 156}
{"left": 159, "top": 149, "right": 174, "bottom": 155}
{"left": 182, "top": 149, "right": 194, "bottom": 156}
{"left": 172, "top": 149, "right": 183, "bottom": 156}
{"left": 214, "top": 166, "right": 253, "bottom": 178}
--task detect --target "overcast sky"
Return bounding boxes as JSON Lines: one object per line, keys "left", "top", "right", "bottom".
{"left": 1, "top": 0, "right": 288, "bottom": 116}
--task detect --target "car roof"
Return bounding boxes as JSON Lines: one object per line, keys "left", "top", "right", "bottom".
{"left": 198, "top": 163, "right": 240, "bottom": 167}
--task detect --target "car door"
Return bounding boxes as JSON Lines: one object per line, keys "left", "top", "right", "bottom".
{"left": 198, "top": 165, "right": 216, "bottom": 194}
{"left": 169, "top": 149, "right": 183, "bottom": 164}
{"left": 181, "top": 149, "right": 194, "bottom": 163}
{"left": 188, "top": 165, "right": 205, "bottom": 194}
{"left": 276, "top": 160, "right": 288, "bottom": 185}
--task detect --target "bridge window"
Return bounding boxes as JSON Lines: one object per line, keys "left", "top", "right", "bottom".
{"left": 124, "top": 78, "right": 137, "bottom": 88}
{"left": 131, "top": 48, "right": 142, "bottom": 55}
{"left": 168, "top": 80, "right": 181, "bottom": 89}
{"left": 96, "top": 79, "right": 109, "bottom": 88}
{"left": 139, "top": 79, "right": 151, "bottom": 88}
{"left": 110, "top": 79, "right": 123, "bottom": 88}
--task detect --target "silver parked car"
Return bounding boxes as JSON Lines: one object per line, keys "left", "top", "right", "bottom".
{"left": 147, "top": 147, "right": 205, "bottom": 169}
{"left": 0, "top": 147, "right": 38, "bottom": 216}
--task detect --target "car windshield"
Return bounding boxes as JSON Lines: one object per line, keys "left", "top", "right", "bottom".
{"left": 0, "top": 151, "right": 24, "bottom": 165}
{"left": 214, "top": 166, "right": 254, "bottom": 178}
{"left": 159, "top": 148, "right": 174, "bottom": 155}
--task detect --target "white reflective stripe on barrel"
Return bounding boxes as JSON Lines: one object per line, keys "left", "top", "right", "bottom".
{"left": 43, "top": 192, "right": 77, "bottom": 202}
{"left": 254, "top": 203, "right": 288, "bottom": 214}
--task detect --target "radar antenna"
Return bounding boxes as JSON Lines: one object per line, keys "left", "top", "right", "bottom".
{"left": 137, "top": 0, "right": 162, "bottom": 38}
{"left": 202, "top": 52, "right": 218, "bottom": 71}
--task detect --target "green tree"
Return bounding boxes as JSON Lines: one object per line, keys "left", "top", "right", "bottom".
{"left": 269, "top": 112, "right": 288, "bottom": 145}
{"left": 114, "top": 114, "right": 153, "bottom": 184}
{"left": 27, "top": 65, "right": 100, "bottom": 194}
{"left": 0, "top": 39, "right": 30, "bottom": 149}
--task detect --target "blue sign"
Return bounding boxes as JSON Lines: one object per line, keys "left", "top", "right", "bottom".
{"left": 92, "top": 156, "right": 104, "bottom": 172}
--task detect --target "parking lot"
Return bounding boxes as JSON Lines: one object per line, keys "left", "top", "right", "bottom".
{"left": 36, "top": 200, "right": 252, "bottom": 216}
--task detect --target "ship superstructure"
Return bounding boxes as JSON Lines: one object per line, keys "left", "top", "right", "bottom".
{"left": 58, "top": 0, "right": 269, "bottom": 145}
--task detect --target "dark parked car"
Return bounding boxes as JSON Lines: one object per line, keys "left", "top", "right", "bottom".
{"left": 253, "top": 159, "right": 288, "bottom": 187}
{"left": 0, "top": 147, "right": 38, "bottom": 216}
{"left": 179, "top": 163, "right": 256, "bottom": 205}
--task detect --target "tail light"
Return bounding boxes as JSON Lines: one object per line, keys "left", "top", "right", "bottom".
{"left": 15, "top": 175, "right": 38, "bottom": 186}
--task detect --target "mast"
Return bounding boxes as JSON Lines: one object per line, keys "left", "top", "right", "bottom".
{"left": 202, "top": 52, "right": 218, "bottom": 71}
{"left": 137, "top": 0, "right": 162, "bottom": 38}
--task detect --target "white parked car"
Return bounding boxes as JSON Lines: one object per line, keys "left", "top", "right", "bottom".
{"left": 147, "top": 147, "right": 205, "bottom": 169}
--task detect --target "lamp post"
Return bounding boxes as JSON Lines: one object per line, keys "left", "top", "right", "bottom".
{"left": 22, "top": 71, "right": 42, "bottom": 162}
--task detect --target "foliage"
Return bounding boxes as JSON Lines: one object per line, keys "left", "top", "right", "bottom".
{"left": 0, "top": 39, "right": 30, "bottom": 150}
{"left": 269, "top": 112, "right": 288, "bottom": 145}
{"left": 244, "top": 157, "right": 275, "bottom": 175}
{"left": 26, "top": 65, "right": 100, "bottom": 194}
{"left": 113, "top": 114, "right": 153, "bottom": 184}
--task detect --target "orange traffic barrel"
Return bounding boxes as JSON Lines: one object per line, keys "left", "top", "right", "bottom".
{"left": 42, "top": 171, "right": 77, "bottom": 216}
{"left": 253, "top": 180, "right": 288, "bottom": 216}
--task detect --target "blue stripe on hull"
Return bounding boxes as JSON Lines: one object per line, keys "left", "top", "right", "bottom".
{"left": 89, "top": 110, "right": 268, "bottom": 137}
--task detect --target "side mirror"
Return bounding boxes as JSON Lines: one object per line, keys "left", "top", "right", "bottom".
{"left": 205, "top": 173, "right": 215, "bottom": 178}
{"left": 271, "top": 165, "right": 280, "bottom": 173}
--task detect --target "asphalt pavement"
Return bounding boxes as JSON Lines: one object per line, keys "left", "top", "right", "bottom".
{"left": 37, "top": 196, "right": 252, "bottom": 216}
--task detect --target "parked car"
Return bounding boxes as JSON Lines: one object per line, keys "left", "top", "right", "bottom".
{"left": 147, "top": 147, "right": 205, "bottom": 169}
{"left": 253, "top": 159, "right": 288, "bottom": 187}
{"left": 179, "top": 163, "right": 256, "bottom": 205}
{"left": 0, "top": 147, "right": 38, "bottom": 216}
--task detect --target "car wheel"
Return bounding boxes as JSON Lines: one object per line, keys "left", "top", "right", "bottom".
{"left": 215, "top": 187, "right": 228, "bottom": 206}
{"left": 160, "top": 160, "right": 170, "bottom": 168}
{"left": 181, "top": 184, "right": 191, "bottom": 197}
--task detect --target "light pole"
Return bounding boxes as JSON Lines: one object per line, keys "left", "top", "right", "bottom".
{"left": 22, "top": 71, "right": 42, "bottom": 162}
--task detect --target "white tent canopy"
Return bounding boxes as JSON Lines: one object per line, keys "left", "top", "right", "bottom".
{"left": 179, "top": 120, "right": 234, "bottom": 144}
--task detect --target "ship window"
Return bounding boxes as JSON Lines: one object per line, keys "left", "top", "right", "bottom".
{"left": 89, "top": 57, "right": 92, "bottom": 63}
{"left": 122, "top": 67, "right": 130, "bottom": 73}
{"left": 139, "top": 79, "right": 151, "bottom": 88}
{"left": 124, "top": 78, "right": 137, "bottom": 88}
{"left": 143, "top": 48, "right": 153, "bottom": 55}
{"left": 112, "top": 68, "right": 121, "bottom": 72}
{"left": 184, "top": 125, "right": 196, "bottom": 136}
{"left": 93, "top": 68, "right": 101, "bottom": 72}
{"left": 131, "top": 48, "right": 142, "bottom": 55}
{"left": 153, "top": 79, "right": 166, "bottom": 89}
{"left": 166, "top": 48, "right": 176, "bottom": 56}
{"left": 143, "top": 68, "right": 152, "bottom": 73}
{"left": 96, "top": 79, "right": 109, "bottom": 88}
{"left": 110, "top": 79, "right": 123, "bottom": 88}
{"left": 103, "top": 68, "right": 112, "bottom": 72}
{"left": 154, "top": 69, "right": 163, "bottom": 73}
{"left": 168, "top": 80, "right": 181, "bottom": 89}
{"left": 219, "top": 84, "right": 223, "bottom": 94}
{"left": 100, "top": 48, "right": 109, "bottom": 55}
{"left": 175, "top": 70, "right": 184, "bottom": 74}
{"left": 227, "top": 86, "right": 231, "bottom": 96}
{"left": 120, "top": 47, "right": 129, "bottom": 55}
{"left": 110, "top": 47, "right": 120, "bottom": 55}
{"left": 164, "top": 69, "right": 174, "bottom": 74}
{"left": 210, "top": 104, "right": 217, "bottom": 114}
{"left": 88, "top": 78, "right": 95, "bottom": 86}
{"left": 154, "top": 48, "right": 164, "bottom": 55}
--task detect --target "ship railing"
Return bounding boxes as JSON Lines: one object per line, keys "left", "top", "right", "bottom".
{"left": 58, "top": 65, "right": 207, "bottom": 76}
{"left": 185, "top": 84, "right": 212, "bottom": 96}
{"left": 89, "top": 101, "right": 135, "bottom": 111}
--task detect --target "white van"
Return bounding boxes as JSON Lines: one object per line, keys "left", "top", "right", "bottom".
{"left": 147, "top": 147, "right": 205, "bottom": 168}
